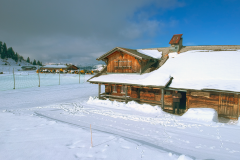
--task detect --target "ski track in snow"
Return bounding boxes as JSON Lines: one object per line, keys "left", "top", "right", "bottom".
{"left": 3, "top": 100, "right": 240, "bottom": 160}
{"left": 1, "top": 80, "right": 240, "bottom": 160}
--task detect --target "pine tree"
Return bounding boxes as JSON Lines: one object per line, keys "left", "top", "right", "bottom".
{"left": 37, "top": 60, "right": 41, "bottom": 65}
{"left": 7, "top": 47, "right": 15, "bottom": 59}
{"left": 33, "top": 59, "right": 36, "bottom": 65}
{"left": 14, "top": 52, "right": 19, "bottom": 62}
{"left": 27, "top": 57, "right": 30, "bottom": 63}
{"left": 0, "top": 41, "right": 2, "bottom": 59}
{"left": 2, "top": 43, "right": 7, "bottom": 59}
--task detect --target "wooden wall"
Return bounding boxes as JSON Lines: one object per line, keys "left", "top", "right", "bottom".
{"left": 104, "top": 84, "right": 240, "bottom": 118}
{"left": 185, "top": 91, "right": 239, "bottom": 118}
{"left": 106, "top": 51, "right": 148, "bottom": 73}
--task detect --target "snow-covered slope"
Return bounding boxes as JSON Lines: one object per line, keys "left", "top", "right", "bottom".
{"left": 0, "top": 58, "right": 36, "bottom": 73}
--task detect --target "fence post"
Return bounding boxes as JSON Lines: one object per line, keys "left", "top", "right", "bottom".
{"left": 38, "top": 65, "right": 40, "bottom": 87}
{"left": 59, "top": 69, "right": 60, "bottom": 85}
{"left": 79, "top": 69, "right": 80, "bottom": 84}
{"left": 13, "top": 68, "right": 15, "bottom": 89}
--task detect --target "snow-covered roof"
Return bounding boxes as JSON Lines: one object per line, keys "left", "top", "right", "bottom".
{"left": 137, "top": 49, "right": 162, "bottom": 59}
{"left": 90, "top": 50, "right": 240, "bottom": 92}
{"left": 97, "top": 47, "right": 161, "bottom": 60}
{"left": 42, "top": 65, "right": 68, "bottom": 68}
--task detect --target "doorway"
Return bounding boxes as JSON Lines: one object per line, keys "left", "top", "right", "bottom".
{"left": 179, "top": 91, "right": 186, "bottom": 110}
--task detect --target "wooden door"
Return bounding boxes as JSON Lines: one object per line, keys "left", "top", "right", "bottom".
{"left": 218, "top": 93, "right": 237, "bottom": 118}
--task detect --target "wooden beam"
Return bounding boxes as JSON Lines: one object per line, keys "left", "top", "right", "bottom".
{"left": 125, "top": 85, "right": 128, "bottom": 103}
{"left": 98, "top": 83, "right": 101, "bottom": 99}
{"left": 164, "top": 77, "right": 173, "bottom": 88}
{"left": 129, "top": 86, "right": 132, "bottom": 95}
{"left": 161, "top": 88, "right": 164, "bottom": 109}
{"left": 101, "top": 94, "right": 161, "bottom": 104}
{"left": 238, "top": 94, "right": 240, "bottom": 119}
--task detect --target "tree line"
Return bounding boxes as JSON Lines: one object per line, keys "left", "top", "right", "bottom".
{"left": 0, "top": 41, "right": 42, "bottom": 66}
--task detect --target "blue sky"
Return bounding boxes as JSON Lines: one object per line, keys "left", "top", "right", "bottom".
{"left": 132, "top": 0, "right": 240, "bottom": 49}
{"left": 0, "top": 0, "right": 240, "bottom": 65}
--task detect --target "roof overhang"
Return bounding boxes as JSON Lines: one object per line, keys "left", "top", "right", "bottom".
{"left": 96, "top": 47, "right": 153, "bottom": 61}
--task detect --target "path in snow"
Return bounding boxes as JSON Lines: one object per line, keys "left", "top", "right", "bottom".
{"left": 1, "top": 82, "right": 240, "bottom": 159}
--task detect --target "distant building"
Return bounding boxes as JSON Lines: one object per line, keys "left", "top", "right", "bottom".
{"left": 21, "top": 66, "right": 37, "bottom": 70}
{"left": 40, "top": 64, "right": 79, "bottom": 73}
{"left": 40, "top": 65, "right": 68, "bottom": 73}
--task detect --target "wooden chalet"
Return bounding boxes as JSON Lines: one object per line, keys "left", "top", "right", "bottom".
{"left": 40, "top": 65, "right": 68, "bottom": 73}
{"left": 67, "top": 64, "right": 79, "bottom": 70}
{"left": 88, "top": 34, "right": 240, "bottom": 119}
{"left": 40, "top": 64, "right": 79, "bottom": 73}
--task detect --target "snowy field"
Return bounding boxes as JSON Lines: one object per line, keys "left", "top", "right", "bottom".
{"left": 0, "top": 72, "right": 87, "bottom": 91}
{"left": 0, "top": 58, "right": 87, "bottom": 91}
{"left": 1, "top": 75, "right": 240, "bottom": 160}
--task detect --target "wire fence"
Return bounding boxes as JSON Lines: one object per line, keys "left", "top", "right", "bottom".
{"left": 0, "top": 71, "right": 88, "bottom": 91}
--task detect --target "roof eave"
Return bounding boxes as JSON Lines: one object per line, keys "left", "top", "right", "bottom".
{"left": 88, "top": 80, "right": 165, "bottom": 88}
{"left": 96, "top": 47, "right": 145, "bottom": 61}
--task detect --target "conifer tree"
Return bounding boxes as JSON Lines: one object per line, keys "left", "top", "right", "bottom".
{"left": 14, "top": 52, "right": 19, "bottom": 62}
{"left": 37, "top": 60, "right": 41, "bottom": 65}
{"left": 7, "top": 47, "right": 15, "bottom": 59}
{"left": 27, "top": 57, "right": 30, "bottom": 63}
{"left": 2, "top": 43, "right": 7, "bottom": 59}
{"left": 0, "top": 41, "right": 2, "bottom": 58}
{"left": 33, "top": 59, "right": 37, "bottom": 65}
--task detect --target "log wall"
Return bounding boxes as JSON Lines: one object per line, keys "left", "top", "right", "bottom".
{"left": 106, "top": 51, "right": 148, "bottom": 73}
{"left": 104, "top": 84, "right": 240, "bottom": 118}
{"left": 186, "top": 91, "right": 239, "bottom": 118}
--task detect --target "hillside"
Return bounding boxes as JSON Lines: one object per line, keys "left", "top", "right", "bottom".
{"left": 0, "top": 58, "right": 35, "bottom": 73}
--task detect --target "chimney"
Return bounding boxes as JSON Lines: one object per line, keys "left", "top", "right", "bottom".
{"left": 169, "top": 34, "right": 183, "bottom": 52}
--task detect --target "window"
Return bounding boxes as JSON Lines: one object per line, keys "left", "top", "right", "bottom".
{"left": 112, "top": 85, "right": 117, "bottom": 93}
{"left": 121, "top": 85, "right": 126, "bottom": 93}
{"left": 114, "top": 60, "right": 118, "bottom": 69}
{"left": 114, "top": 59, "right": 132, "bottom": 69}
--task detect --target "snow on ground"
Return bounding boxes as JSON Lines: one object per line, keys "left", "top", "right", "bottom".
{"left": 87, "top": 96, "right": 163, "bottom": 114}
{"left": 0, "top": 73, "right": 86, "bottom": 91}
{"left": 1, "top": 73, "right": 240, "bottom": 159}
{"left": 181, "top": 108, "right": 219, "bottom": 122}
{"left": 1, "top": 112, "right": 184, "bottom": 160}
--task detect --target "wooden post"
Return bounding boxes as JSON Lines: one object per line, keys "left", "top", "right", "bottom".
{"left": 59, "top": 69, "right": 60, "bottom": 85}
{"left": 161, "top": 88, "right": 164, "bottom": 109}
{"left": 90, "top": 124, "right": 93, "bottom": 147}
{"left": 13, "top": 68, "right": 15, "bottom": 89}
{"left": 38, "top": 65, "right": 40, "bottom": 87}
{"left": 98, "top": 83, "right": 101, "bottom": 99}
{"left": 79, "top": 69, "right": 80, "bottom": 84}
{"left": 125, "top": 85, "right": 128, "bottom": 103}
{"left": 238, "top": 94, "right": 240, "bottom": 119}
{"left": 219, "top": 93, "right": 221, "bottom": 115}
